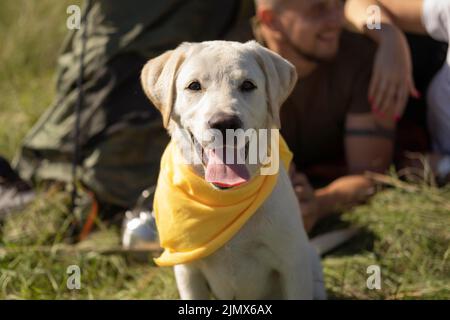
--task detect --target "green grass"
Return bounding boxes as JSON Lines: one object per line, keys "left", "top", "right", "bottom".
{"left": 323, "top": 183, "right": 450, "bottom": 299}
{"left": 0, "top": 0, "right": 77, "bottom": 159}
{"left": 0, "top": 0, "right": 449, "bottom": 300}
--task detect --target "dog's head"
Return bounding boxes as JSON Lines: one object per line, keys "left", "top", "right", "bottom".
{"left": 141, "top": 41, "right": 297, "bottom": 189}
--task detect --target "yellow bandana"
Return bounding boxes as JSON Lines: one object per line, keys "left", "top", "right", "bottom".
{"left": 153, "top": 136, "right": 293, "bottom": 266}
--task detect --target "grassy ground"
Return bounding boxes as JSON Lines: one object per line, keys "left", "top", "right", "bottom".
{"left": 0, "top": 1, "right": 449, "bottom": 300}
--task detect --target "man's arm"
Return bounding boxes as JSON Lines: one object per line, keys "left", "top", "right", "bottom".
{"left": 345, "top": 0, "right": 421, "bottom": 120}
{"left": 344, "top": 114, "right": 394, "bottom": 174}
{"left": 313, "top": 113, "right": 394, "bottom": 219}
{"left": 377, "top": 0, "right": 427, "bottom": 34}
{"left": 345, "top": 0, "right": 394, "bottom": 35}
{"left": 346, "top": 0, "right": 427, "bottom": 35}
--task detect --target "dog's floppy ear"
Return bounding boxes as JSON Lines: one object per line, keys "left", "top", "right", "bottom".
{"left": 141, "top": 45, "right": 189, "bottom": 128}
{"left": 246, "top": 41, "right": 298, "bottom": 128}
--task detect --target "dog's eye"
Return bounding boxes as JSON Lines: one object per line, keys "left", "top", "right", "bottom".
{"left": 187, "top": 81, "right": 202, "bottom": 91}
{"left": 240, "top": 80, "right": 257, "bottom": 92}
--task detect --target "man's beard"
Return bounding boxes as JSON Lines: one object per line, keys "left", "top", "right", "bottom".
{"left": 279, "top": 28, "right": 338, "bottom": 63}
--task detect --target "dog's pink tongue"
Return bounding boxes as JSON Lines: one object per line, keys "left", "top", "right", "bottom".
{"left": 205, "top": 147, "right": 250, "bottom": 187}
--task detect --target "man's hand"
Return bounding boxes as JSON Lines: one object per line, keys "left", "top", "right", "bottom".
{"left": 290, "top": 165, "right": 377, "bottom": 233}
{"left": 368, "top": 24, "right": 419, "bottom": 121}
{"left": 290, "top": 169, "right": 320, "bottom": 233}
{"left": 317, "top": 175, "right": 375, "bottom": 211}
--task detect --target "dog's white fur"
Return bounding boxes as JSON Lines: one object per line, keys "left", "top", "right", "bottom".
{"left": 141, "top": 40, "right": 325, "bottom": 299}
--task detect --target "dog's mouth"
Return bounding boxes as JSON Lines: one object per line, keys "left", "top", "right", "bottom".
{"left": 188, "top": 130, "right": 251, "bottom": 190}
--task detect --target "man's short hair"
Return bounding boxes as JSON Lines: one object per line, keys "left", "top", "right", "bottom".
{"left": 255, "top": 0, "right": 275, "bottom": 6}
{"left": 255, "top": 0, "right": 288, "bottom": 9}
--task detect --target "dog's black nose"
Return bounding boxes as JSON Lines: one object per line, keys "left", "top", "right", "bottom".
{"left": 208, "top": 113, "right": 243, "bottom": 135}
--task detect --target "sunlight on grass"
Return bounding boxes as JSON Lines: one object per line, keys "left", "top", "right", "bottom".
{"left": 323, "top": 184, "right": 450, "bottom": 299}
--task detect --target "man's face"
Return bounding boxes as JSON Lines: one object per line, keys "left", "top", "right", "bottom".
{"left": 273, "top": 0, "right": 345, "bottom": 61}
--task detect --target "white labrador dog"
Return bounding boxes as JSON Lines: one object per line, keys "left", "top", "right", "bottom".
{"left": 141, "top": 40, "right": 325, "bottom": 300}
